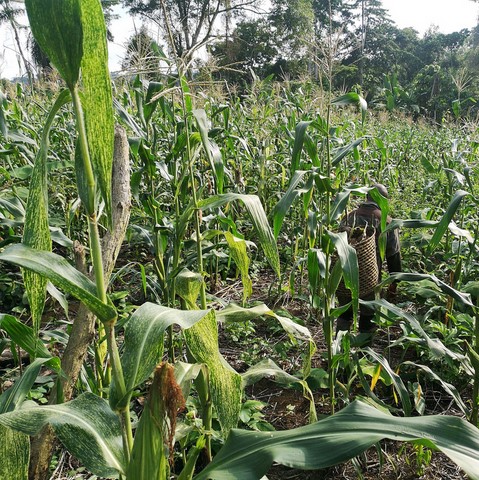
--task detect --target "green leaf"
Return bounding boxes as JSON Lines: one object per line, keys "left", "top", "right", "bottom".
{"left": 332, "top": 92, "right": 368, "bottom": 124}
{"left": 273, "top": 170, "right": 310, "bottom": 238}
{"left": 241, "top": 359, "right": 317, "bottom": 422}
{"left": 184, "top": 311, "right": 242, "bottom": 434}
{"left": 175, "top": 269, "right": 205, "bottom": 309}
{"left": 180, "top": 76, "right": 193, "bottom": 113}
{"left": 382, "top": 272, "right": 473, "bottom": 307}
{"left": 194, "top": 400, "right": 479, "bottom": 480}
{"left": 331, "top": 137, "right": 367, "bottom": 166}
{"left": 364, "top": 349, "right": 412, "bottom": 416}
{"left": 223, "top": 232, "right": 252, "bottom": 303}
{"left": 23, "top": 89, "right": 71, "bottom": 338}
{"left": 0, "top": 358, "right": 58, "bottom": 414}
{"left": 25, "top": 0, "right": 83, "bottom": 90}
{"left": 217, "top": 303, "right": 311, "bottom": 341}
{"left": 429, "top": 190, "right": 469, "bottom": 253}
{"left": 0, "top": 393, "right": 125, "bottom": 478}
{"left": 0, "top": 244, "right": 116, "bottom": 322}
{"left": 193, "top": 109, "right": 224, "bottom": 194}
{"left": 80, "top": 0, "right": 114, "bottom": 225}
{"left": 404, "top": 362, "right": 470, "bottom": 417}
{"left": 360, "top": 298, "right": 471, "bottom": 371}
{"left": 0, "top": 425, "right": 29, "bottom": 480}
{"left": 0, "top": 314, "right": 52, "bottom": 360}
{"left": 110, "top": 303, "right": 211, "bottom": 409}
{"left": 328, "top": 230, "right": 359, "bottom": 302}
{"left": 199, "top": 194, "right": 280, "bottom": 277}
{"left": 291, "top": 122, "right": 312, "bottom": 173}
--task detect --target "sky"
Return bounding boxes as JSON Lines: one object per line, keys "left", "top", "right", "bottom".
{"left": 1, "top": 1, "right": 479, "bottom": 79}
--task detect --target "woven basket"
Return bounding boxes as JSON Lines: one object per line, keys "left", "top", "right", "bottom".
{"left": 336, "top": 226, "right": 378, "bottom": 300}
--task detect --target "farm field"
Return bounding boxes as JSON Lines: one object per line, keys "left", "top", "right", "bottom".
{"left": 2, "top": 4, "right": 479, "bottom": 480}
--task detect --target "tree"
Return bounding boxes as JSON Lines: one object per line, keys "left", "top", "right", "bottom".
{"left": 122, "top": 0, "right": 262, "bottom": 72}
{"left": 121, "top": 25, "right": 165, "bottom": 78}
{"left": 0, "top": 0, "right": 33, "bottom": 82}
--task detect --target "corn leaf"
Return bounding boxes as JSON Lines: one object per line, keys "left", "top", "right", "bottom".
{"left": 217, "top": 303, "right": 311, "bottom": 341}
{"left": 291, "top": 121, "right": 312, "bottom": 173}
{"left": 382, "top": 272, "right": 473, "bottom": 307}
{"left": 0, "top": 393, "right": 124, "bottom": 478}
{"left": 184, "top": 311, "right": 242, "bottom": 434}
{"left": 23, "top": 89, "right": 71, "bottom": 338}
{"left": 109, "top": 302, "right": 211, "bottom": 409}
{"left": 0, "top": 244, "right": 116, "bottom": 322}
{"left": 194, "top": 400, "right": 479, "bottom": 480}
{"left": 328, "top": 230, "right": 359, "bottom": 302}
{"left": 0, "top": 314, "right": 53, "bottom": 360}
{"left": 25, "top": 0, "right": 82, "bottom": 90}
{"left": 223, "top": 232, "right": 252, "bottom": 303}
{"left": 199, "top": 194, "right": 280, "bottom": 277}
{"left": 429, "top": 190, "right": 469, "bottom": 253}
{"left": 193, "top": 109, "right": 224, "bottom": 194}
{"left": 79, "top": 0, "right": 114, "bottom": 225}
{"left": 241, "top": 359, "right": 317, "bottom": 422}
{"left": 364, "top": 349, "right": 412, "bottom": 416}
{"left": 0, "top": 425, "right": 29, "bottom": 480}
{"left": 272, "top": 169, "right": 309, "bottom": 238}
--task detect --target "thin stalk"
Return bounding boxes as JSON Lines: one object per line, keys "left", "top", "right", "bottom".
{"left": 472, "top": 304, "right": 479, "bottom": 426}
{"left": 71, "top": 86, "right": 132, "bottom": 455}
{"left": 71, "top": 87, "right": 106, "bottom": 301}
{"left": 106, "top": 321, "right": 133, "bottom": 459}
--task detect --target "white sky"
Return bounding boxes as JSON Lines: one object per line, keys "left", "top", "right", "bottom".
{"left": 1, "top": 1, "right": 479, "bottom": 79}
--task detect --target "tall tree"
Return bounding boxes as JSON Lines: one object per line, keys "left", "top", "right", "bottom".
{"left": 0, "top": 0, "right": 33, "bottom": 82}
{"left": 122, "top": 0, "right": 262, "bottom": 71}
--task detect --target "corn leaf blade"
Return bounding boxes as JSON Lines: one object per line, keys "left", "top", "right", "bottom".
{"left": 0, "top": 244, "right": 116, "bottom": 322}
{"left": 0, "top": 393, "right": 125, "bottom": 478}
{"left": 194, "top": 400, "right": 479, "bottom": 480}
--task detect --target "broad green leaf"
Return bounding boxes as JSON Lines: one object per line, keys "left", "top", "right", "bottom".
{"left": 180, "top": 76, "right": 193, "bottom": 113}
{"left": 331, "top": 137, "right": 367, "bottom": 166}
{"left": 241, "top": 359, "right": 317, "bottom": 422}
{"left": 368, "top": 186, "right": 389, "bottom": 260}
{"left": 291, "top": 121, "right": 312, "bottom": 173}
{"left": 382, "top": 272, "right": 473, "bottom": 307}
{"left": 0, "top": 358, "right": 58, "bottom": 414}
{"left": 223, "top": 232, "right": 252, "bottom": 303}
{"left": 193, "top": 109, "right": 224, "bottom": 194}
{"left": 0, "top": 425, "right": 29, "bottom": 480}
{"left": 0, "top": 244, "right": 116, "bottom": 322}
{"left": 332, "top": 92, "right": 368, "bottom": 124}
{"left": 272, "top": 170, "right": 309, "bottom": 238}
{"left": 307, "top": 248, "right": 326, "bottom": 295}
{"left": 0, "top": 314, "right": 52, "bottom": 360}
{"left": 428, "top": 190, "right": 469, "bottom": 252}
{"left": 360, "top": 298, "right": 471, "bottom": 372}
{"left": 364, "top": 349, "right": 412, "bottom": 416}
{"left": 0, "top": 393, "right": 125, "bottom": 478}
{"left": 217, "top": 303, "right": 311, "bottom": 341}
{"left": 25, "top": 0, "right": 82, "bottom": 89}
{"left": 80, "top": 0, "right": 114, "bottom": 225}
{"left": 184, "top": 311, "right": 242, "bottom": 434}
{"left": 174, "top": 362, "right": 203, "bottom": 400}
{"left": 199, "top": 194, "right": 280, "bottom": 277}
{"left": 175, "top": 269, "right": 204, "bottom": 309}
{"left": 23, "top": 89, "right": 71, "bottom": 338}
{"left": 404, "top": 362, "right": 469, "bottom": 417}
{"left": 110, "top": 303, "right": 211, "bottom": 409}
{"left": 194, "top": 400, "right": 479, "bottom": 480}
{"left": 328, "top": 230, "right": 359, "bottom": 302}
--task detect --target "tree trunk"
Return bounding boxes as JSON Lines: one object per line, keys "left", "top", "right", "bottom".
{"left": 28, "top": 126, "right": 131, "bottom": 480}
